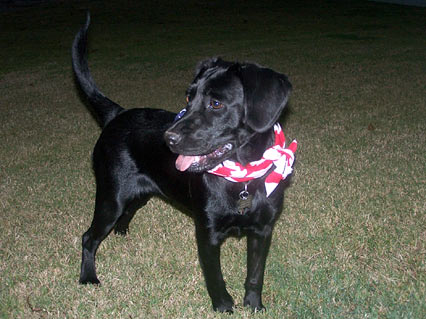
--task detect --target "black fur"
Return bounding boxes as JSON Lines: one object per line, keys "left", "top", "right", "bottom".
{"left": 72, "top": 14, "right": 293, "bottom": 313}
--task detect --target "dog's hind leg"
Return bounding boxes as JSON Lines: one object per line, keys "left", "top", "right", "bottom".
{"left": 114, "top": 196, "right": 151, "bottom": 235}
{"left": 79, "top": 190, "right": 127, "bottom": 285}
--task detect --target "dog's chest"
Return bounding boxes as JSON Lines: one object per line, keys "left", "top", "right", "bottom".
{"left": 209, "top": 208, "right": 272, "bottom": 245}
{"left": 192, "top": 175, "right": 282, "bottom": 244}
{"left": 205, "top": 190, "right": 275, "bottom": 244}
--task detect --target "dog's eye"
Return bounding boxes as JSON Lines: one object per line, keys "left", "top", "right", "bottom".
{"left": 209, "top": 99, "right": 224, "bottom": 109}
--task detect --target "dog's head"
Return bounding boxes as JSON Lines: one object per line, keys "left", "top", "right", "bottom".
{"left": 165, "top": 58, "right": 292, "bottom": 173}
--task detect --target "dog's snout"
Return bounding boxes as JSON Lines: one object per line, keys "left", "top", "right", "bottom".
{"left": 164, "top": 131, "right": 182, "bottom": 146}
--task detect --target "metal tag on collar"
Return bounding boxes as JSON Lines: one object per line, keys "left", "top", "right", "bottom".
{"left": 238, "top": 183, "right": 253, "bottom": 214}
{"left": 174, "top": 108, "right": 187, "bottom": 122}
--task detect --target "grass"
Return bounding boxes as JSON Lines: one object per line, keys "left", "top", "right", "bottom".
{"left": 0, "top": 0, "right": 425, "bottom": 318}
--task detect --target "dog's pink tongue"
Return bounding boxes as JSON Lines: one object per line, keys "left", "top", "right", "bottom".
{"left": 176, "top": 155, "right": 196, "bottom": 171}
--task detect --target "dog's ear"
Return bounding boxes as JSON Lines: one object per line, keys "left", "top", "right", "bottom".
{"left": 194, "top": 57, "right": 222, "bottom": 79}
{"left": 239, "top": 64, "right": 292, "bottom": 132}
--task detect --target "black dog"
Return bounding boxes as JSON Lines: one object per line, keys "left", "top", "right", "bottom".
{"left": 72, "top": 14, "right": 295, "bottom": 313}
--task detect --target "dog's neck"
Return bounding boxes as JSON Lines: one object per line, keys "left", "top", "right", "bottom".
{"left": 235, "top": 128, "right": 275, "bottom": 166}
{"left": 208, "top": 123, "right": 296, "bottom": 197}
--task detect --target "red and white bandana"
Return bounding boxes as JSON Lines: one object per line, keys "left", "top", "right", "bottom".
{"left": 208, "top": 124, "right": 297, "bottom": 197}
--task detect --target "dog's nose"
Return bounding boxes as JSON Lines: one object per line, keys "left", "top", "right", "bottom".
{"left": 164, "top": 131, "right": 182, "bottom": 146}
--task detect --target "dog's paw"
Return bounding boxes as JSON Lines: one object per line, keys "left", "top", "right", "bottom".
{"left": 243, "top": 292, "right": 266, "bottom": 312}
{"left": 213, "top": 303, "right": 234, "bottom": 314}
{"left": 247, "top": 304, "right": 266, "bottom": 313}
{"left": 113, "top": 227, "right": 129, "bottom": 236}
{"left": 212, "top": 294, "right": 234, "bottom": 313}
{"left": 79, "top": 276, "right": 101, "bottom": 285}
{"left": 214, "top": 306, "right": 234, "bottom": 314}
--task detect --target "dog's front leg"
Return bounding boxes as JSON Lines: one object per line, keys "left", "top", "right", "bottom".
{"left": 195, "top": 225, "right": 234, "bottom": 313}
{"left": 243, "top": 229, "right": 273, "bottom": 312}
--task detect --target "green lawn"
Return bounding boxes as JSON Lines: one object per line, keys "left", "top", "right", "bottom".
{"left": 0, "top": 0, "right": 425, "bottom": 318}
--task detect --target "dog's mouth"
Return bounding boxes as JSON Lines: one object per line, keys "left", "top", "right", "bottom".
{"left": 175, "top": 143, "right": 233, "bottom": 172}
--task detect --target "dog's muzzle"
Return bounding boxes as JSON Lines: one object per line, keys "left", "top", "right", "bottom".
{"left": 164, "top": 130, "right": 233, "bottom": 172}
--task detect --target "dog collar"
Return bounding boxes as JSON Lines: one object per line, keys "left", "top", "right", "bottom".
{"left": 208, "top": 124, "right": 297, "bottom": 197}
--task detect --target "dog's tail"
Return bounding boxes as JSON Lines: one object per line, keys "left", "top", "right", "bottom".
{"left": 72, "top": 13, "right": 124, "bottom": 128}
